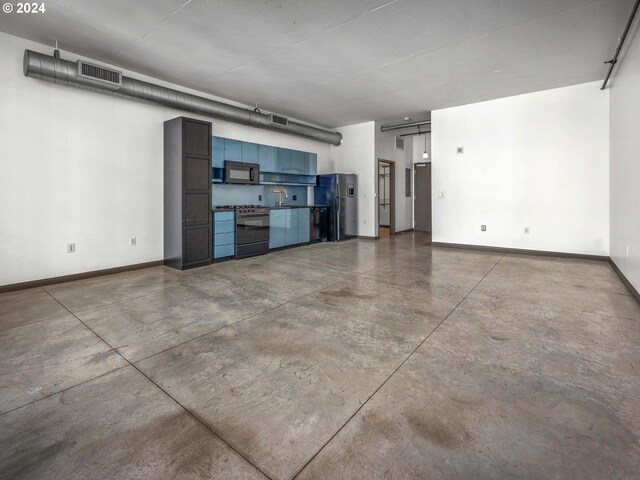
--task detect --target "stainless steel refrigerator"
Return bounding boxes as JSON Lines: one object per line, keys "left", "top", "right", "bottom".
{"left": 314, "top": 174, "right": 358, "bottom": 241}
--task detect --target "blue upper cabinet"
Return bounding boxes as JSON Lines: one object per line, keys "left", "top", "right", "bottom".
{"left": 241, "top": 142, "right": 258, "bottom": 163}
{"left": 212, "top": 136, "right": 225, "bottom": 182}
{"left": 306, "top": 153, "right": 317, "bottom": 176}
{"left": 224, "top": 139, "right": 242, "bottom": 161}
{"left": 258, "top": 144, "right": 276, "bottom": 172}
{"left": 214, "top": 136, "right": 317, "bottom": 185}
{"left": 276, "top": 148, "right": 291, "bottom": 173}
{"left": 290, "top": 150, "right": 305, "bottom": 174}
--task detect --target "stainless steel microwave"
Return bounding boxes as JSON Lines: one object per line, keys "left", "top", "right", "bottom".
{"left": 224, "top": 161, "right": 260, "bottom": 185}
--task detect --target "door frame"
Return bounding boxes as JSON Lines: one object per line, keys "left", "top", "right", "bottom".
{"left": 377, "top": 158, "right": 395, "bottom": 236}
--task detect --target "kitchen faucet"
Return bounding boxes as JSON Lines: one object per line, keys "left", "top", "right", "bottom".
{"left": 272, "top": 188, "right": 288, "bottom": 207}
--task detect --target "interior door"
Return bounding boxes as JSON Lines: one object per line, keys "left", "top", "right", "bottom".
{"left": 414, "top": 163, "right": 432, "bottom": 232}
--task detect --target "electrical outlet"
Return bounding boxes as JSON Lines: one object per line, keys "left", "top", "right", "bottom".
{"left": 67, "top": 243, "right": 76, "bottom": 253}
{"left": 457, "top": 147, "right": 464, "bottom": 154}
{"left": 438, "top": 191, "right": 444, "bottom": 199}
{"left": 524, "top": 227, "right": 530, "bottom": 234}
{"left": 481, "top": 225, "right": 486, "bottom": 232}
{"left": 130, "top": 237, "right": 137, "bottom": 247}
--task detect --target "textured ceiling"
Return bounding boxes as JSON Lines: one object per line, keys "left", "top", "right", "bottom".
{"left": 0, "top": 0, "right": 633, "bottom": 127}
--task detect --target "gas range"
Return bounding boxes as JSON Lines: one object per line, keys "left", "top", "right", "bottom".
{"left": 217, "top": 205, "right": 270, "bottom": 216}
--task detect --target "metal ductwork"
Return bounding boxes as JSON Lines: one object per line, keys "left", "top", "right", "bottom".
{"left": 23, "top": 49, "right": 343, "bottom": 146}
{"left": 380, "top": 119, "right": 431, "bottom": 132}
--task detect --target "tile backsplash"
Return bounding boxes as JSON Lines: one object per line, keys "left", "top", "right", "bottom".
{"left": 212, "top": 184, "right": 309, "bottom": 207}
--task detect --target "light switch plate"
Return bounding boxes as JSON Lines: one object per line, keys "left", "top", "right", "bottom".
{"left": 481, "top": 225, "right": 486, "bottom": 232}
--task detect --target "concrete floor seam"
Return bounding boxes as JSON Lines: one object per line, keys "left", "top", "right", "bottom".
{"left": 291, "top": 253, "right": 506, "bottom": 479}
{"left": 30, "top": 257, "right": 391, "bottom": 480}
{"left": 129, "top": 264, "right": 382, "bottom": 365}
{"left": 42, "top": 286, "right": 275, "bottom": 480}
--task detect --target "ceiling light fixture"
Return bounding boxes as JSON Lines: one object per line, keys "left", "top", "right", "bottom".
{"left": 423, "top": 132, "right": 429, "bottom": 159}
{"left": 403, "top": 117, "right": 412, "bottom": 121}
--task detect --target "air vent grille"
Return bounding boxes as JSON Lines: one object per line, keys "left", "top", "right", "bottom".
{"left": 77, "top": 60, "right": 122, "bottom": 87}
{"left": 269, "top": 114, "right": 289, "bottom": 127}
{"left": 395, "top": 136, "right": 404, "bottom": 150}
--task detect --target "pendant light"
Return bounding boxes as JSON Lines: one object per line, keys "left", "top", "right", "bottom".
{"left": 422, "top": 132, "right": 429, "bottom": 159}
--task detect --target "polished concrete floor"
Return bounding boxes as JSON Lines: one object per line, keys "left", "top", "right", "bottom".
{"left": 1, "top": 232, "right": 639, "bottom": 479}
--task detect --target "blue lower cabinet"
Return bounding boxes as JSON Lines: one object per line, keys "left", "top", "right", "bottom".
{"left": 297, "top": 208, "right": 310, "bottom": 243}
{"left": 269, "top": 208, "right": 311, "bottom": 249}
{"left": 269, "top": 209, "right": 287, "bottom": 249}
{"left": 213, "top": 211, "right": 235, "bottom": 259}
{"left": 284, "top": 209, "right": 298, "bottom": 246}
{"left": 215, "top": 243, "right": 235, "bottom": 259}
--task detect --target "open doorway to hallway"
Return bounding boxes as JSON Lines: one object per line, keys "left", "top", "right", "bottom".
{"left": 414, "top": 162, "right": 432, "bottom": 235}
{"left": 378, "top": 159, "right": 395, "bottom": 237}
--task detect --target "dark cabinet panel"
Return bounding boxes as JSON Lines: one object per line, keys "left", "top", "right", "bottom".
{"left": 184, "top": 226, "right": 211, "bottom": 264}
{"left": 184, "top": 120, "right": 210, "bottom": 156}
{"left": 184, "top": 157, "right": 210, "bottom": 190}
{"left": 164, "top": 117, "right": 212, "bottom": 269}
{"left": 184, "top": 193, "right": 210, "bottom": 226}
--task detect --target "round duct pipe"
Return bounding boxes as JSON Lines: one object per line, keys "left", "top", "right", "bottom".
{"left": 23, "top": 49, "right": 343, "bottom": 146}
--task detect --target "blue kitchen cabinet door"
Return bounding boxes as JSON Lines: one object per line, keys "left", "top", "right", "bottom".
{"left": 276, "top": 148, "right": 291, "bottom": 173}
{"left": 212, "top": 136, "right": 225, "bottom": 182}
{"left": 258, "top": 144, "right": 276, "bottom": 172}
{"left": 283, "top": 208, "right": 297, "bottom": 246}
{"left": 290, "top": 150, "right": 305, "bottom": 174}
{"left": 297, "top": 208, "right": 310, "bottom": 244}
{"left": 241, "top": 142, "right": 258, "bottom": 163}
{"left": 306, "top": 153, "right": 317, "bottom": 176}
{"left": 214, "top": 244, "right": 234, "bottom": 259}
{"left": 269, "top": 209, "right": 287, "bottom": 249}
{"left": 214, "top": 211, "right": 234, "bottom": 223}
{"left": 213, "top": 211, "right": 235, "bottom": 259}
{"left": 212, "top": 137, "right": 224, "bottom": 168}
{"left": 224, "top": 139, "right": 242, "bottom": 161}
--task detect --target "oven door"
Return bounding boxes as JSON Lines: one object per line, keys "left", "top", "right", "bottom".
{"left": 236, "top": 213, "right": 270, "bottom": 245}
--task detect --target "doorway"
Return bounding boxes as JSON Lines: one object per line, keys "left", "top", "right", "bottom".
{"left": 378, "top": 159, "right": 395, "bottom": 236}
{"left": 414, "top": 162, "right": 432, "bottom": 233}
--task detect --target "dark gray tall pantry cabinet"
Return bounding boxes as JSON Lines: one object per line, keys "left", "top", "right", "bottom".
{"left": 164, "top": 117, "right": 212, "bottom": 269}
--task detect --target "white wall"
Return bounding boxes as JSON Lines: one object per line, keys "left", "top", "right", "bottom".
{"left": 328, "top": 122, "right": 376, "bottom": 237}
{"left": 432, "top": 81, "right": 609, "bottom": 256}
{"left": 610, "top": 23, "right": 640, "bottom": 290}
{"left": 0, "top": 32, "right": 331, "bottom": 286}
{"left": 375, "top": 127, "right": 414, "bottom": 233}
